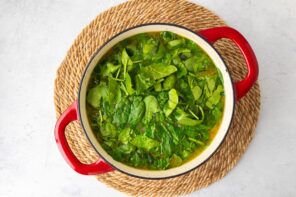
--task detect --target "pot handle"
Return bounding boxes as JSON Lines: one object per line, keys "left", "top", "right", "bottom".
{"left": 55, "top": 101, "right": 113, "bottom": 175}
{"left": 198, "top": 26, "right": 259, "bottom": 100}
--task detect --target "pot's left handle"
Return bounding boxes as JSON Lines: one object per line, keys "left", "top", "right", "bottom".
{"left": 55, "top": 101, "right": 113, "bottom": 175}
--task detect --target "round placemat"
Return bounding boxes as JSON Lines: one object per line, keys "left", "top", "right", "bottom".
{"left": 54, "top": 0, "right": 260, "bottom": 196}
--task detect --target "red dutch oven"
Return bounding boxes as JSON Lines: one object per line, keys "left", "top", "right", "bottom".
{"left": 55, "top": 24, "right": 258, "bottom": 179}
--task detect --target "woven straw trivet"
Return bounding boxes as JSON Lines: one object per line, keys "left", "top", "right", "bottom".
{"left": 54, "top": 0, "right": 260, "bottom": 196}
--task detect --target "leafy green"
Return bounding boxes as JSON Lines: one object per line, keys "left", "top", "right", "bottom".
{"left": 140, "top": 63, "right": 177, "bottom": 80}
{"left": 153, "top": 43, "right": 165, "bottom": 60}
{"left": 170, "top": 154, "right": 183, "bottom": 167}
{"left": 163, "top": 75, "right": 176, "bottom": 90}
{"left": 157, "top": 91, "right": 169, "bottom": 106}
{"left": 125, "top": 72, "right": 135, "bottom": 95}
{"left": 174, "top": 108, "right": 203, "bottom": 126}
{"left": 143, "top": 37, "right": 158, "bottom": 60}
{"left": 159, "top": 124, "right": 172, "bottom": 156}
{"left": 101, "top": 62, "right": 120, "bottom": 77}
{"left": 192, "top": 86, "right": 202, "bottom": 100}
{"left": 130, "top": 153, "right": 141, "bottom": 167}
{"left": 206, "top": 85, "right": 224, "bottom": 109}
{"left": 154, "top": 81, "right": 162, "bottom": 92}
{"left": 112, "top": 98, "right": 130, "bottom": 128}
{"left": 108, "top": 78, "right": 121, "bottom": 107}
{"left": 168, "top": 39, "right": 183, "bottom": 48}
{"left": 128, "top": 96, "right": 145, "bottom": 127}
{"left": 135, "top": 73, "right": 153, "bottom": 91}
{"left": 143, "top": 43, "right": 155, "bottom": 55}
{"left": 121, "top": 48, "right": 133, "bottom": 74}
{"left": 143, "top": 95, "right": 160, "bottom": 124}
{"left": 118, "top": 127, "right": 131, "bottom": 144}
{"left": 160, "top": 31, "right": 175, "bottom": 42}
{"left": 163, "top": 89, "right": 178, "bottom": 117}
{"left": 116, "top": 144, "right": 134, "bottom": 154}
{"left": 86, "top": 82, "right": 108, "bottom": 108}
{"left": 131, "top": 135, "right": 159, "bottom": 151}
{"left": 101, "top": 122, "right": 117, "bottom": 138}
{"left": 207, "top": 77, "right": 216, "bottom": 92}
{"left": 184, "top": 56, "right": 199, "bottom": 72}
{"left": 86, "top": 31, "right": 225, "bottom": 170}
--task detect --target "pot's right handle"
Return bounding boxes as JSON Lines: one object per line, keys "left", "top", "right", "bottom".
{"left": 198, "top": 26, "right": 259, "bottom": 100}
{"left": 55, "top": 101, "right": 114, "bottom": 175}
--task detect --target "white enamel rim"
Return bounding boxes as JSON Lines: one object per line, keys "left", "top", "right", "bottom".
{"left": 78, "top": 24, "right": 235, "bottom": 179}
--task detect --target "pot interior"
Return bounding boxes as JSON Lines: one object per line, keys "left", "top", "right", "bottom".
{"left": 78, "top": 24, "right": 234, "bottom": 179}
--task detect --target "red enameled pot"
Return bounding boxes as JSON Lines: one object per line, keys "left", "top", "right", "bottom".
{"left": 55, "top": 24, "right": 258, "bottom": 179}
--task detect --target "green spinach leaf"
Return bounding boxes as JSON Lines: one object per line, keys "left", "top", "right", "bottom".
{"left": 143, "top": 95, "right": 160, "bottom": 124}
{"left": 128, "top": 96, "right": 145, "bottom": 127}
{"left": 86, "top": 82, "right": 108, "bottom": 108}
{"left": 113, "top": 98, "right": 131, "bottom": 128}
{"left": 140, "top": 63, "right": 177, "bottom": 80}
{"left": 131, "top": 135, "right": 159, "bottom": 151}
{"left": 164, "top": 89, "right": 178, "bottom": 117}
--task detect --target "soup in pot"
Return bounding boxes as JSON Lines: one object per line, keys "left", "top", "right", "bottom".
{"left": 86, "top": 31, "right": 224, "bottom": 170}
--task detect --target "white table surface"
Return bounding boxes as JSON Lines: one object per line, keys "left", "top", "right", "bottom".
{"left": 1, "top": 0, "right": 296, "bottom": 196}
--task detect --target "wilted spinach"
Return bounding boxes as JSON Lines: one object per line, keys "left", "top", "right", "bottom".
{"left": 86, "top": 31, "right": 224, "bottom": 170}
